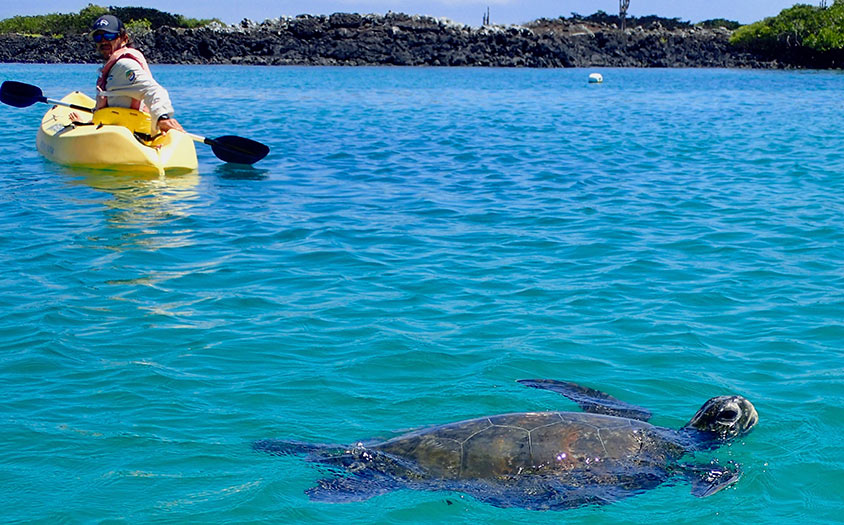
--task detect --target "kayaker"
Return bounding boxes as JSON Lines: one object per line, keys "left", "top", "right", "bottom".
{"left": 69, "top": 15, "right": 184, "bottom": 134}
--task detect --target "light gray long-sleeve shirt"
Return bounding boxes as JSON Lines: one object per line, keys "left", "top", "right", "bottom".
{"left": 97, "top": 57, "right": 175, "bottom": 131}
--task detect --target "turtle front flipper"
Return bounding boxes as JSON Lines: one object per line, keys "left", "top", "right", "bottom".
{"left": 681, "top": 462, "right": 742, "bottom": 497}
{"left": 307, "top": 472, "right": 401, "bottom": 503}
{"left": 517, "top": 379, "right": 652, "bottom": 421}
{"left": 306, "top": 448, "right": 423, "bottom": 503}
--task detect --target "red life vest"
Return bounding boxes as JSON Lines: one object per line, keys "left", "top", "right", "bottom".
{"left": 96, "top": 47, "right": 151, "bottom": 111}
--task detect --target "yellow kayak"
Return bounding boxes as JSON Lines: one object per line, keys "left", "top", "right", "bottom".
{"left": 36, "top": 91, "right": 197, "bottom": 175}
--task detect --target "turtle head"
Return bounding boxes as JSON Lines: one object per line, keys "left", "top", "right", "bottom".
{"left": 685, "top": 395, "right": 758, "bottom": 441}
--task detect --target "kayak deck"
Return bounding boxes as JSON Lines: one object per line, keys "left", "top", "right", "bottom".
{"left": 36, "top": 92, "right": 197, "bottom": 175}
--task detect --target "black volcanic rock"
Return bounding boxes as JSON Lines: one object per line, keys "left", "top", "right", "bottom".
{"left": 0, "top": 13, "right": 775, "bottom": 68}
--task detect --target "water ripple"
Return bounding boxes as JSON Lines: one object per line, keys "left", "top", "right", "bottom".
{"left": 0, "top": 65, "right": 842, "bottom": 522}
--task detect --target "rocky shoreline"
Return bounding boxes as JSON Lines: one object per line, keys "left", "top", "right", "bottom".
{"left": 0, "top": 13, "right": 775, "bottom": 68}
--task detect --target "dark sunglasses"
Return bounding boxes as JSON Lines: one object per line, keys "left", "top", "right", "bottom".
{"left": 92, "top": 32, "right": 119, "bottom": 43}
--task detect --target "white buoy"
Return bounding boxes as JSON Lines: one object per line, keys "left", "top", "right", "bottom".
{"left": 588, "top": 73, "right": 603, "bottom": 84}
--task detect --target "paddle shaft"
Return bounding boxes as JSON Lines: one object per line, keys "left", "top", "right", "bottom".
{"left": 44, "top": 100, "right": 242, "bottom": 153}
{"left": 44, "top": 97, "right": 95, "bottom": 114}
{"left": 185, "top": 132, "right": 215, "bottom": 147}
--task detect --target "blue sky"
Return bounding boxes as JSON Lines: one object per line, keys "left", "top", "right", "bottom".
{"left": 0, "top": 1, "right": 806, "bottom": 27}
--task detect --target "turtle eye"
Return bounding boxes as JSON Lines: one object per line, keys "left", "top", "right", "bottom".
{"left": 718, "top": 409, "right": 739, "bottom": 421}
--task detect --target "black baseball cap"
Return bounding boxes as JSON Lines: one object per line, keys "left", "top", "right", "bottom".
{"left": 90, "top": 15, "right": 124, "bottom": 34}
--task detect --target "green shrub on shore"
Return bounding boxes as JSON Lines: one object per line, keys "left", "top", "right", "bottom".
{"left": 731, "top": 1, "right": 844, "bottom": 53}
{"left": 109, "top": 6, "right": 220, "bottom": 30}
{"left": 697, "top": 19, "right": 741, "bottom": 30}
{"left": 176, "top": 15, "right": 221, "bottom": 29}
{"left": 124, "top": 18, "right": 152, "bottom": 38}
{"left": 0, "top": 4, "right": 107, "bottom": 36}
{"left": 0, "top": 4, "right": 218, "bottom": 36}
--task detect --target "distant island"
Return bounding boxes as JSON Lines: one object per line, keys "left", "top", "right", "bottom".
{"left": 1, "top": 5, "right": 843, "bottom": 68}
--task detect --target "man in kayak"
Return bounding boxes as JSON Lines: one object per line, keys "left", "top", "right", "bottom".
{"left": 69, "top": 15, "right": 184, "bottom": 134}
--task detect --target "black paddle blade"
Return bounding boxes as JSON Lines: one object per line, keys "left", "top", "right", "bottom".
{"left": 207, "top": 135, "right": 270, "bottom": 165}
{"left": 0, "top": 80, "right": 44, "bottom": 108}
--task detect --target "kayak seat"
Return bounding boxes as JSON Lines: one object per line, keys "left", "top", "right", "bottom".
{"left": 92, "top": 106, "right": 152, "bottom": 136}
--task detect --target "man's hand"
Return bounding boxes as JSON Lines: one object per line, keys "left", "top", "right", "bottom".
{"left": 158, "top": 117, "right": 185, "bottom": 133}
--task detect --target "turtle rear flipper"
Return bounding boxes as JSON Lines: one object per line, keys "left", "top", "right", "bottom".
{"left": 517, "top": 379, "right": 652, "bottom": 421}
{"left": 683, "top": 462, "right": 742, "bottom": 497}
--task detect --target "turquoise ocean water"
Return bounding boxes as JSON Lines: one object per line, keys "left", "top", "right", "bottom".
{"left": 0, "top": 64, "right": 842, "bottom": 522}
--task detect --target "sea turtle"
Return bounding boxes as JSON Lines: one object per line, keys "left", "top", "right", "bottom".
{"left": 255, "top": 379, "right": 758, "bottom": 510}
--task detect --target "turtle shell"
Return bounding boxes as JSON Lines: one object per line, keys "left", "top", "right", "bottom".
{"left": 373, "top": 411, "right": 685, "bottom": 480}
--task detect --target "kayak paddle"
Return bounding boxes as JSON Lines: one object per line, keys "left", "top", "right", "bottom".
{"left": 0, "top": 80, "right": 270, "bottom": 165}
{"left": 1, "top": 80, "right": 94, "bottom": 113}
